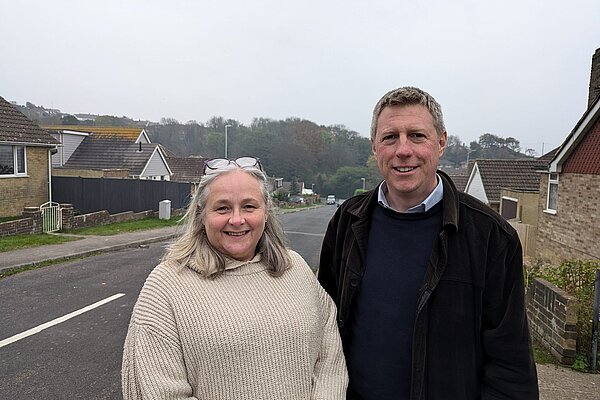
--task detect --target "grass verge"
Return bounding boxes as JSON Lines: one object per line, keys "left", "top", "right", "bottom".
{"left": 0, "top": 233, "right": 81, "bottom": 253}
{"left": 65, "top": 217, "right": 181, "bottom": 236}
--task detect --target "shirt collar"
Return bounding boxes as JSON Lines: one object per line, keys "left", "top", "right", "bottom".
{"left": 377, "top": 174, "right": 444, "bottom": 213}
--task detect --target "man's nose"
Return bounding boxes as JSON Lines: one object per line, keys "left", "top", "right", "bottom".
{"left": 394, "top": 136, "right": 412, "bottom": 157}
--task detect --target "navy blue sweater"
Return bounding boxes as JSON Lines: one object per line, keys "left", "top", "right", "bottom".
{"left": 347, "top": 202, "right": 442, "bottom": 399}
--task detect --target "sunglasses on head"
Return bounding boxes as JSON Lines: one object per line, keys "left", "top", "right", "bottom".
{"left": 203, "top": 156, "right": 263, "bottom": 175}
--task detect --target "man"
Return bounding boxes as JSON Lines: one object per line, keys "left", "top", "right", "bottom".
{"left": 318, "top": 87, "right": 538, "bottom": 399}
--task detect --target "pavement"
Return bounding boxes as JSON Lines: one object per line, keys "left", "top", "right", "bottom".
{"left": 1, "top": 226, "right": 599, "bottom": 398}
{"left": 0, "top": 225, "right": 181, "bottom": 273}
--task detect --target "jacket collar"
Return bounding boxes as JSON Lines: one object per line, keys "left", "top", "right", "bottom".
{"left": 347, "top": 170, "right": 460, "bottom": 232}
{"left": 438, "top": 170, "right": 459, "bottom": 232}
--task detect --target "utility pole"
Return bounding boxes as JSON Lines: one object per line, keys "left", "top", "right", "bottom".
{"left": 224, "top": 124, "right": 232, "bottom": 158}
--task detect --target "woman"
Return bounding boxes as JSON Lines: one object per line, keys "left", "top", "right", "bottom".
{"left": 122, "top": 157, "right": 347, "bottom": 399}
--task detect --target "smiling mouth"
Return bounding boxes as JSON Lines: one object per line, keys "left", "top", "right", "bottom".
{"left": 226, "top": 231, "right": 249, "bottom": 236}
{"left": 394, "top": 166, "right": 415, "bottom": 172}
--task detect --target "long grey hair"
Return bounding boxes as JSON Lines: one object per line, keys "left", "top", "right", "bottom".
{"left": 162, "top": 166, "right": 291, "bottom": 278}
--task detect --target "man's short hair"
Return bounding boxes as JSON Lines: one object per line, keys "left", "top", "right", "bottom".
{"left": 370, "top": 86, "right": 446, "bottom": 140}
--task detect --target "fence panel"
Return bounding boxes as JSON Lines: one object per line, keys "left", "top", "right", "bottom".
{"left": 52, "top": 177, "right": 192, "bottom": 214}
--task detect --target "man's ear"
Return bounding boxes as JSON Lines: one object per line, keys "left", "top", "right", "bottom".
{"left": 438, "top": 131, "right": 448, "bottom": 156}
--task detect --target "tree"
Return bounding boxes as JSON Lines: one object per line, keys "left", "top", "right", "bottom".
{"left": 504, "top": 136, "right": 521, "bottom": 152}
{"left": 441, "top": 135, "right": 469, "bottom": 167}
{"left": 479, "top": 133, "right": 504, "bottom": 149}
{"left": 290, "top": 178, "right": 299, "bottom": 195}
{"left": 325, "top": 166, "right": 369, "bottom": 199}
{"left": 160, "top": 117, "right": 180, "bottom": 125}
{"left": 469, "top": 141, "right": 482, "bottom": 160}
{"left": 61, "top": 115, "right": 79, "bottom": 125}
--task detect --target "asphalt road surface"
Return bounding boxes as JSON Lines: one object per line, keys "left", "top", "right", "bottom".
{"left": 0, "top": 206, "right": 338, "bottom": 400}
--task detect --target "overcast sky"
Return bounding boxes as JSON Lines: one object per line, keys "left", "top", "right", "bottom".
{"left": 2, "top": 0, "right": 599, "bottom": 155}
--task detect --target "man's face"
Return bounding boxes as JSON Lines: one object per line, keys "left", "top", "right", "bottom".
{"left": 372, "top": 104, "right": 447, "bottom": 211}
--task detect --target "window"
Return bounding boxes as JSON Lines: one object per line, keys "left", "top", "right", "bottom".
{"left": 546, "top": 173, "right": 558, "bottom": 213}
{"left": 501, "top": 197, "right": 518, "bottom": 220}
{"left": 0, "top": 145, "right": 26, "bottom": 176}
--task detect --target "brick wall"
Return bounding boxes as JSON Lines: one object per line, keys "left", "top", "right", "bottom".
{"left": 0, "top": 147, "right": 50, "bottom": 217}
{"left": 0, "top": 205, "right": 185, "bottom": 236}
{"left": 0, "top": 207, "right": 44, "bottom": 237}
{"left": 537, "top": 173, "right": 600, "bottom": 263}
{"left": 527, "top": 278, "right": 578, "bottom": 364}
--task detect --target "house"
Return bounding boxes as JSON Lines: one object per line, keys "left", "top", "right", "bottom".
{"left": 0, "top": 96, "right": 59, "bottom": 217}
{"left": 447, "top": 173, "right": 468, "bottom": 192}
{"left": 44, "top": 125, "right": 150, "bottom": 167}
{"left": 464, "top": 159, "right": 548, "bottom": 214}
{"left": 44, "top": 125, "right": 150, "bottom": 142}
{"left": 165, "top": 155, "right": 206, "bottom": 183}
{"left": 536, "top": 47, "right": 600, "bottom": 263}
{"left": 53, "top": 135, "right": 172, "bottom": 180}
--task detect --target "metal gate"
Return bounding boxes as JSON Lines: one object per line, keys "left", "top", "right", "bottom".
{"left": 40, "top": 201, "right": 62, "bottom": 233}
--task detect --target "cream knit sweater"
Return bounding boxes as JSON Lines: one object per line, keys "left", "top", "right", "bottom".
{"left": 122, "top": 250, "right": 347, "bottom": 399}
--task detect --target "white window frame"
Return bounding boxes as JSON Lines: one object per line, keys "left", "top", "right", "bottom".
{"left": 544, "top": 173, "right": 558, "bottom": 214}
{"left": 0, "top": 145, "right": 27, "bottom": 178}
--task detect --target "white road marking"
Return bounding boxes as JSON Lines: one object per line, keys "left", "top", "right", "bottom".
{"left": 284, "top": 231, "right": 324, "bottom": 237}
{"left": 0, "top": 293, "right": 126, "bottom": 349}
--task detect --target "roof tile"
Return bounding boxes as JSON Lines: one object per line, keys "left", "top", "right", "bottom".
{"left": 0, "top": 96, "right": 59, "bottom": 145}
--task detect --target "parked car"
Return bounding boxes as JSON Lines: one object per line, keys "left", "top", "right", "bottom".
{"left": 288, "top": 196, "right": 305, "bottom": 205}
{"left": 326, "top": 195, "right": 336, "bottom": 205}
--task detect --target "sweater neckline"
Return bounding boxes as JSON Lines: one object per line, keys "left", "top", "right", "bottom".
{"left": 223, "top": 253, "right": 266, "bottom": 275}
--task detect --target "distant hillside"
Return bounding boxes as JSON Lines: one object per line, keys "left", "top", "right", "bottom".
{"left": 13, "top": 101, "right": 147, "bottom": 127}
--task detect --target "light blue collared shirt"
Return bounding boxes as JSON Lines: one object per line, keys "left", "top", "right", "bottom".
{"left": 377, "top": 174, "right": 444, "bottom": 213}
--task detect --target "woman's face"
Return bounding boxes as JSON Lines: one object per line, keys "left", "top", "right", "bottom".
{"left": 203, "top": 169, "right": 266, "bottom": 261}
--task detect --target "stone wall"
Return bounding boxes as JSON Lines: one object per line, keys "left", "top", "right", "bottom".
{"left": 0, "top": 147, "right": 50, "bottom": 217}
{"left": 536, "top": 173, "right": 600, "bottom": 264}
{"left": 527, "top": 278, "right": 579, "bottom": 364}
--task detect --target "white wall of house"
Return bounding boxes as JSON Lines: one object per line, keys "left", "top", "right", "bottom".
{"left": 140, "top": 148, "right": 171, "bottom": 180}
{"left": 464, "top": 165, "right": 488, "bottom": 204}
{"left": 50, "top": 131, "right": 89, "bottom": 166}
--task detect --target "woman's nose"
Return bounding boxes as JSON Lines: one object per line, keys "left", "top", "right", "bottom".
{"left": 229, "top": 209, "right": 245, "bottom": 225}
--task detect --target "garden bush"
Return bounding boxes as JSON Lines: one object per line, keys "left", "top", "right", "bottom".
{"left": 527, "top": 259, "right": 599, "bottom": 371}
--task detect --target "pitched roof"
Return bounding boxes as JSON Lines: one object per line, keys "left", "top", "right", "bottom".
{"left": 0, "top": 96, "right": 59, "bottom": 146}
{"left": 63, "top": 135, "right": 161, "bottom": 175}
{"left": 165, "top": 156, "right": 206, "bottom": 182}
{"left": 447, "top": 174, "right": 468, "bottom": 192}
{"left": 42, "top": 125, "right": 147, "bottom": 142}
{"left": 472, "top": 159, "right": 548, "bottom": 203}
{"left": 549, "top": 96, "right": 600, "bottom": 173}
{"left": 537, "top": 147, "right": 560, "bottom": 162}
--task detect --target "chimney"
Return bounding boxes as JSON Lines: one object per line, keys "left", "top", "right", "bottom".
{"left": 588, "top": 47, "right": 600, "bottom": 108}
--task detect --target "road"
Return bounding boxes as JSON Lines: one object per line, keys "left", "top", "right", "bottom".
{"left": 0, "top": 206, "right": 338, "bottom": 400}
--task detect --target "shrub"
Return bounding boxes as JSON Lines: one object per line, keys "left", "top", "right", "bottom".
{"left": 527, "top": 259, "right": 599, "bottom": 371}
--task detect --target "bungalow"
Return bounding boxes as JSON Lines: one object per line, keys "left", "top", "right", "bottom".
{"left": 0, "top": 96, "right": 59, "bottom": 217}
{"left": 464, "top": 159, "right": 548, "bottom": 213}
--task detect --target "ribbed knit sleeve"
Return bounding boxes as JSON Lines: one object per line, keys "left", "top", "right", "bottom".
{"left": 122, "top": 265, "right": 197, "bottom": 400}
{"left": 311, "top": 276, "right": 348, "bottom": 399}
{"left": 286, "top": 251, "right": 348, "bottom": 399}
